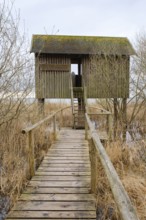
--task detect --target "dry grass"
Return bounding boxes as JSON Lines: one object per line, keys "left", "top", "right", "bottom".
{"left": 96, "top": 140, "right": 146, "bottom": 219}
{"left": 1, "top": 100, "right": 146, "bottom": 220}
{"left": 0, "top": 101, "right": 71, "bottom": 211}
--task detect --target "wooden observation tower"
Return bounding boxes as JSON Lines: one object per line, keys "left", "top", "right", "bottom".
{"left": 31, "top": 35, "right": 135, "bottom": 129}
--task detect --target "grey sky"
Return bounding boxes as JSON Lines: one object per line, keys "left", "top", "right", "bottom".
{"left": 14, "top": 0, "right": 146, "bottom": 43}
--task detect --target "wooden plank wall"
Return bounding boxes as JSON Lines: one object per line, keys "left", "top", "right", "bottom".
{"left": 82, "top": 55, "right": 129, "bottom": 98}
{"left": 35, "top": 54, "right": 71, "bottom": 99}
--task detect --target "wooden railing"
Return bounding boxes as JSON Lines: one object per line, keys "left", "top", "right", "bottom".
{"left": 85, "top": 113, "right": 139, "bottom": 220}
{"left": 86, "top": 106, "right": 113, "bottom": 140}
{"left": 22, "top": 106, "right": 71, "bottom": 179}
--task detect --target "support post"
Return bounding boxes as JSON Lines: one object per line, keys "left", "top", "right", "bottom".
{"left": 89, "top": 138, "right": 97, "bottom": 193}
{"left": 38, "top": 98, "right": 45, "bottom": 119}
{"left": 107, "top": 114, "right": 113, "bottom": 141}
{"left": 122, "top": 98, "right": 127, "bottom": 142}
{"left": 85, "top": 120, "right": 88, "bottom": 140}
{"left": 60, "top": 110, "right": 63, "bottom": 128}
{"left": 84, "top": 86, "right": 87, "bottom": 109}
{"left": 114, "top": 98, "right": 118, "bottom": 140}
{"left": 27, "top": 130, "right": 35, "bottom": 178}
{"left": 53, "top": 115, "right": 57, "bottom": 140}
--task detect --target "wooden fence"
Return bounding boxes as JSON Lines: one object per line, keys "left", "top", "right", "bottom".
{"left": 22, "top": 106, "right": 71, "bottom": 179}
{"left": 87, "top": 106, "right": 113, "bottom": 140}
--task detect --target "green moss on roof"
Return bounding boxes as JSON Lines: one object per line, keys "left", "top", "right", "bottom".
{"left": 30, "top": 34, "right": 135, "bottom": 55}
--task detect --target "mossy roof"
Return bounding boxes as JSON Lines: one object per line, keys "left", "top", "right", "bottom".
{"left": 30, "top": 35, "right": 135, "bottom": 55}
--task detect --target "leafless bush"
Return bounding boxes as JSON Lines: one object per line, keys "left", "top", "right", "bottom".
{"left": 0, "top": 0, "right": 34, "bottom": 127}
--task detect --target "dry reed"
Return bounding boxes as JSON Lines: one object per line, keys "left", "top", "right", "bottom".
{"left": 96, "top": 140, "right": 146, "bottom": 219}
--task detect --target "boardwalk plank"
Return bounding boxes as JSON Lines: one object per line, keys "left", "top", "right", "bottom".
{"left": 24, "top": 187, "right": 90, "bottom": 194}
{"left": 32, "top": 176, "right": 90, "bottom": 181}
{"left": 44, "top": 156, "right": 89, "bottom": 159}
{"left": 7, "top": 210, "right": 96, "bottom": 218}
{"left": 35, "top": 171, "right": 91, "bottom": 176}
{"left": 40, "top": 163, "right": 90, "bottom": 167}
{"left": 11, "top": 201, "right": 96, "bottom": 211}
{"left": 37, "top": 167, "right": 90, "bottom": 172}
{"left": 19, "top": 194, "right": 95, "bottom": 201}
{"left": 28, "top": 180, "right": 90, "bottom": 187}
{"left": 42, "top": 160, "right": 90, "bottom": 164}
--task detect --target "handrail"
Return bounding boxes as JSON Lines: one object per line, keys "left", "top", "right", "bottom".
{"left": 87, "top": 106, "right": 111, "bottom": 115}
{"left": 85, "top": 113, "right": 139, "bottom": 220}
{"left": 22, "top": 106, "right": 71, "bottom": 178}
{"left": 22, "top": 106, "right": 71, "bottom": 133}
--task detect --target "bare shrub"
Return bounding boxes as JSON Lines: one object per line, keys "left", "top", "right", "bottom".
{"left": 0, "top": 0, "right": 34, "bottom": 127}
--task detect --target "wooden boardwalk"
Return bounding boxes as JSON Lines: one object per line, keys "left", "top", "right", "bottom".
{"left": 6, "top": 128, "right": 96, "bottom": 220}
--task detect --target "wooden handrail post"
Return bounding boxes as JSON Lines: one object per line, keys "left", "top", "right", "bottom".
{"left": 61, "top": 110, "right": 63, "bottom": 127}
{"left": 84, "top": 86, "right": 87, "bottom": 108}
{"left": 53, "top": 115, "right": 57, "bottom": 140}
{"left": 27, "top": 130, "right": 35, "bottom": 178}
{"left": 89, "top": 138, "right": 97, "bottom": 194}
{"left": 85, "top": 119, "right": 88, "bottom": 140}
{"left": 107, "top": 114, "right": 113, "bottom": 141}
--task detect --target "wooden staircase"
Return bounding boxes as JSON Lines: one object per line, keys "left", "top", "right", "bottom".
{"left": 73, "top": 87, "right": 85, "bottom": 129}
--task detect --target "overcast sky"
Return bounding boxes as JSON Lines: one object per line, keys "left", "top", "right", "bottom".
{"left": 14, "top": 0, "right": 146, "bottom": 44}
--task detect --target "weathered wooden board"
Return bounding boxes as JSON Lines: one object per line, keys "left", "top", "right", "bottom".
{"left": 49, "top": 146, "right": 88, "bottom": 149}
{"left": 32, "top": 175, "right": 90, "bottom": 181}
{"left": 43, "top": 156, "right": 89, "bottom": 160}
{"left": 40, "top": 64, "right": 70, "bottom": 72}
{"left": 24, "top": 187, "right": 90, "bottom": 194}
{"left": 37, "top": 167, "right": 90, "bottom": 172}
{"left": 7, "top": 219, "right": 95, "bottom": 220}
{"left": 42, "top": 159, "right": 90, "bottom": 164}
{"left": 19, "top": 194, "right": 95, "bottom": 201}
{"left": 7, "top": 210, "right": 96, "bottom": 218}
{"left": 28, "top": 180, "right": 90, "bottom": 187}
{"left": 40, "top": 163, "right": 90, "bottom": 167}
{"left": 11, "top": 201, "right": 96, "bottom": 211}
{"left": 35, "top": 171, "right": 91, "bottom": 176}
{"left": 46, "top": 153, "right": 89, "bottom": 157}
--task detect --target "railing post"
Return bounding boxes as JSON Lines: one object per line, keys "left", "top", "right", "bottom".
{"left": 27, "top": 130, "right": 35, "bottom": 178}
{"left": 61, "top": 110, "right": 63, "bottom": 127}
{"left": 85, "top": 119, "right": 88, "bottom": 140}
{"left": 107, "top": 114, "right": 113, "bottom": 141}
{"left": 89, "top": 138, "right": 97, "bottom": 194}
{"left": 84, "top": 86, "right": 87, "bottom": 107}
{"left": 53, "top": 115, "right": 57, "bottom": 140}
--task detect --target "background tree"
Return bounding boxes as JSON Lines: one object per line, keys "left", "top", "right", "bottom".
{"left": 0, "top": 0, "right": 34, "bottom": 127}
{"left": 92, "top": 35, "right": 146, "bottom": 141}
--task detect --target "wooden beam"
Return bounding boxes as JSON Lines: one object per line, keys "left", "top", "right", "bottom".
{"left": 39, "top": 64, "right": 70, "bottom": 72}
